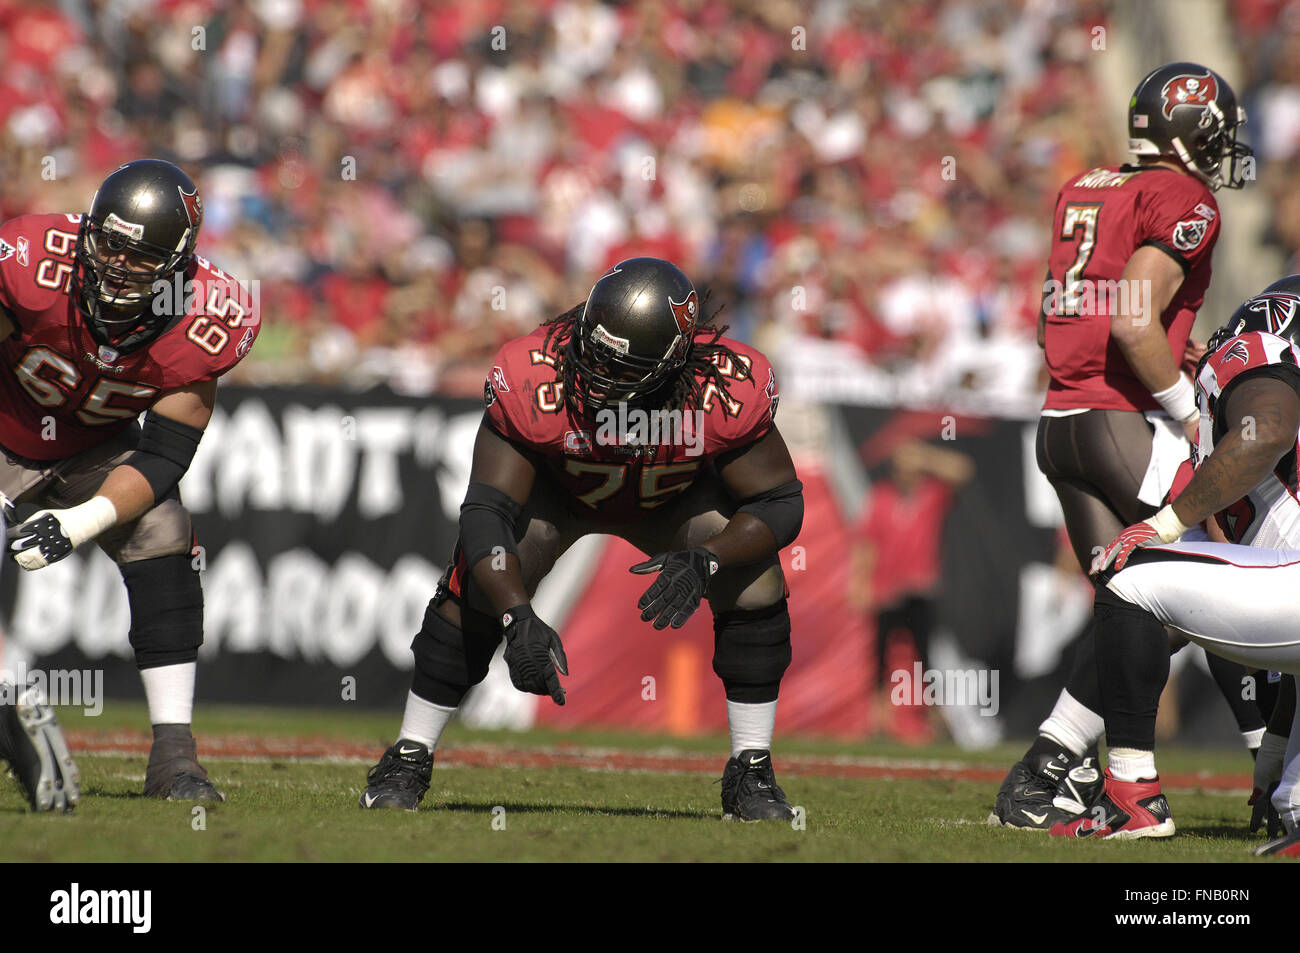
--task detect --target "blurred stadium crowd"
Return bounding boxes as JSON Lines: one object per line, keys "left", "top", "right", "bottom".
{"left": 0, "top": 0, "right": 1113, "bottom": 397}
{"left": 1234, "top": 0, "right": 1300, "bottom": 276}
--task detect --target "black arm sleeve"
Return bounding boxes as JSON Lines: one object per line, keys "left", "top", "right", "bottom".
{"left": 1268, "top": 675, "right": 1296, "bottom": 738}
{"left": 123, "top": 411, "right": 205, "bottom": 501}
{"left": 460, "top": 482, "right": 523, "bottom": 570}
{"left": 735, "top": 479, "right": 804, "bottom": 549}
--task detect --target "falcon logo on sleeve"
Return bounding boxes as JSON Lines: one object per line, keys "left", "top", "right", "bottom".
{"left": 1223, "top": 340, "right": 1251, "bottom": 366}
{"left": 1245, "top": 292, "right": 1300, "bottom": 336}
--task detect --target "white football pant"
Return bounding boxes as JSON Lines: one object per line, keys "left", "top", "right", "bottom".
{"left": 1105, "top": 541, "right": 1300, "bottom": 831}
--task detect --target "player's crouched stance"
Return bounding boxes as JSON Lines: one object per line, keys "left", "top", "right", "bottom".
{"left": 361, "top": 258, "right": 804, "bottom": 821}
{"left": 1047, "top": 276, "right": 1300, "bottom": 854}
{"left": 0, "top": 159, "right": 259, "bottom": 805}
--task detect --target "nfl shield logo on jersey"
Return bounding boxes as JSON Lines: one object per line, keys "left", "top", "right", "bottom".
{"left": 98, "top": 344, "right": 119, "bottom": 365}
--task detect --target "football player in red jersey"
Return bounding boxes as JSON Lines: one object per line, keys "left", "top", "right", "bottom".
{"left": 360, "top": 258, "right": 804, "bottom": 820}
{"left": 990, "top": 63, "right": 1264, "bottom": 830}
{"left": 0, "top": 159, "right": 259, "bottom": 809}
{"left": 1046, "top": 275, "right": 1300, "bottom": 849}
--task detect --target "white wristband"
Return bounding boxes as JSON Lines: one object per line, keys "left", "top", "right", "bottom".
{"left": 62, "top": 496, "right": 118, "bottom": 547}
{"left": 1148, "top": 503, "right": 1190, "bottom": 543}
{"left": 1152, "top": 373, "right": 1199, "bottom": 425}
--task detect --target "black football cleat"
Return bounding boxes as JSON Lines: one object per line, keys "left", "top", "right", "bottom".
{"left": 0, "top": 686, "right": 81, "bottom": 813}
{"left": 988, "top": 743, "right": 1097, "bottom": 831}
{"left": 1052, "top": 755, "right": 1105, "bottom": 815}
{"left": 144, "top": 724, "right": 224, "bottom": 802}
{"left": 720, "top": 749, "right": 796, "bottom": 822}
{"left": 360, "top": 740, "right": 433, "bottom": 811}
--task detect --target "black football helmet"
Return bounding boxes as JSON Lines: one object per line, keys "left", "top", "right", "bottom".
{"left": 565, "top": 257, "right": 700, "bottom": 415}
{"left": 1128, "top": 62, "right": 1252, "bottom": 191}
{"left": 1205, "top": 275, "right": 1300, "bottom": 358}
{"left": 71, "top": 159, "right": 203, "bottom": 353}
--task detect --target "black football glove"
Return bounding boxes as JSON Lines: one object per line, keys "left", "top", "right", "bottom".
{"left": 629, "top": 547, "right": 719, "bottom": 630}
{"left": 501, "top": 605, "right": 568, "bottom": 706}
{"left": 1251, "top": 732, "right": 1287, "bottom": 838}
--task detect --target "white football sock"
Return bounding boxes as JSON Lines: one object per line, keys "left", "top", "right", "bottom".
{"left": 1108, "top": 746, "right": 1157, "bottom": 782}
{"left": 1038, "top": 689, "right": 1104, "bottom": 757}
{"left": 727, "top": 699, "right": 777, "bottom": 756}
{"left": 140, "top": 662, "right": 196, "bottom": 725}
{"left": 398, "top": 691, "right": 457, "bottom": 751}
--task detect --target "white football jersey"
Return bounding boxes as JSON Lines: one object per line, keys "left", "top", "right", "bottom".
{"left": 1195, "top": 329, "right": 1300, "bottom": 549}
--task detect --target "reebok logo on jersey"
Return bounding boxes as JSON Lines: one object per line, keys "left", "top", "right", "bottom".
{"left": 16, "top": 236, "right": 28, "bottom": 267}
{"left": 491, "top": 365, "right": 510, "bottom": 393}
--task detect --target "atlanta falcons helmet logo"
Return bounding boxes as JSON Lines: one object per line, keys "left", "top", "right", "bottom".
{"left": 1159, "top": 71, "right": 1218, "bottom": 120}
{"left": 1245, "top": 292, "right": 1300, "bottom": 336}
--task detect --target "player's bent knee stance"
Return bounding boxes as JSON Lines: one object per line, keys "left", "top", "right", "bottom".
{"left": 712, "top": 597, "right": 792, "bottom": 703}
{"left": 120, "top": 554, "right": 204, "bottom": 669}
{"left": 410, "top": 598, "right": 500, "bottom": 707}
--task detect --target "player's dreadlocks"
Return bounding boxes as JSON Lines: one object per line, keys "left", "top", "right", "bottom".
{"left": 540, "top": 292, "right": 747, "bottom": 418}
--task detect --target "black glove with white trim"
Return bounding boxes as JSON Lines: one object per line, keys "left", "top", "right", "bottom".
{"left": 629, "top": 547, "right": 719, "bottom": 630}
{"left": 501, "top": 604, "right": 568, "bottom": 706}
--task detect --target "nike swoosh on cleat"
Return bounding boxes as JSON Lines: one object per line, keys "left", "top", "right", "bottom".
{"left": 363, "top": 792, "right": 379, "bottom": 807}
{"left": 398, "top": 746, "right": 422, "bottom": 756}
{"left": 748, "top": 755, "right": 768, "bottom": 765}
{"left": 1021, "top": 810, "right": 1048, "bottom": 824}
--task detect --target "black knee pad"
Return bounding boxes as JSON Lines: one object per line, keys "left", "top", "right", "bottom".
{"left": 120, "top": 554, "right": 204, "bottom": 670}
{"left": 712, "top": 597, "right": 792, "bottom": 703}
{"left": 410, "top": 599, "right": 501, "bottom": 707}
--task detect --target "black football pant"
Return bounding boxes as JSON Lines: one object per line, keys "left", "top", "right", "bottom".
{"left": 414, "top": 468, "right": 788, "bottom": 707}
{"left": 1036, "top": 410, "right": 1265, "bottom": 741}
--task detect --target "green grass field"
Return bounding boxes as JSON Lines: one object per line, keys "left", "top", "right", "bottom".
{"left": 0, "top": 702, "right": 1285, "bottom": 862}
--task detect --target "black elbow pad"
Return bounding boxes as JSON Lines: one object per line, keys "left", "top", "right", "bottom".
{"left": 460, "top": 482, "right": 523, "bottom": 569}
{"left": 124, "top": 411, "right": 205, "bottom": 500}
{"left": 736, "top": 479, "right": 803, "bottom": 549}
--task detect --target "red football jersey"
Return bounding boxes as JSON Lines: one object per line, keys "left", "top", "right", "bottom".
{"left": 484, "top": 325, "right": 779, "bottom": 522}
{"left": 1042, "top": 165, "right": 1219, "bottom": 412}
{"left": 1193, "top": 329, "right": 1300, "bottom": 547}
{"left": 440, "top": 325, "right": 781, "bottom": 603}
{"left": 0, "top": 213, "right": 260, "bottom": 460}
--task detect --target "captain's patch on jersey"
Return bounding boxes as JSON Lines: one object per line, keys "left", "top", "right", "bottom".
{"left": 0, "top": 239, "right": 12, "bottom": 262}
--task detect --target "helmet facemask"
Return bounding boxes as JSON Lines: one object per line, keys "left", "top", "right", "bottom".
{"left": 72, "top": 212, "right": 192, "bottom": 352}
{"left": 564, "top": 312, "right": 689, "bottom": 418}
{"left": 1171, "top": 100, "right": 1252, "bottom": 191}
